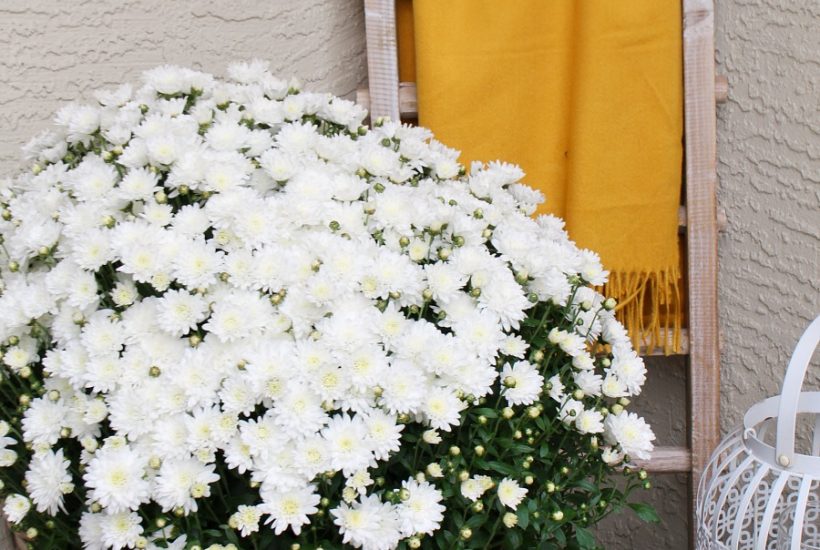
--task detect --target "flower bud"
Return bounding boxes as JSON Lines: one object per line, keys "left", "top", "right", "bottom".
{"left": 449, "top": 446, "right": 461, "bottom": 457}
{"left": 474, "top": 445, "right": 485, "bottom": 457}
{"left": 603, "top": 297, "right": 617, "bottom": 310}
{"left": 426, "top": 463, "right": 443, "bottom": 478}
{"left": 422, "top": 429, "right": 441, "bottom": 444}
{"left": 8, "top": 261, "right": 19, "bottom": 272}
{"left": 611, "top": 403, "right": 624, "bottom": 415}
{"left": 513, "top": 430, "right": 522, "bottom": 440}
{"left": 533, "top": 349, "right": 545, "bottom": 362}
{"left": 399, "top": 488, "right": 411, "bottom": 501}
{"left": 459, "top": 527, "right": 472, "bottom": 540}
{"left": 502, "top": 407, "right": 514, "bottom": 419}
{"left": 458, "top": 470, "right": 469, "bottom": 482}
{"left": 25, "top": 528, "right": 38, "bottom": 540}
{"left": 572, "top": 389, "right": 585, "bottom": 400}
{"left": 503, "top": 512, "right": 518, "bottom": 528}
{"left": 408, "top": 538, "right": 421, "bottom": 549}
{"left": 546, "top": 481, "right": 556, "bottom": 493}
{"left": 551, "top": 510, "right": 564, "bottom": 521}
{"left": 503, "top": 376, "right": 517, "bottom": 388}
{"left": 472, "top": 501, "right": 484, "bottom": 513}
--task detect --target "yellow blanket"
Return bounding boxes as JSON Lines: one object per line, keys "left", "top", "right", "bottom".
{"left": 400, "top": 0, "right": 684, "bottom": 353}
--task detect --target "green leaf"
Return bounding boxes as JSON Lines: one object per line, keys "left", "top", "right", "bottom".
{"left": 575, "top": 527, "right": 596, "bottom": 549}
{"left": 629, "top": 502, "right": 661, "bottom": 523}
{"left": 571, "top": 479, "right": 599, "bottom": 493}
{"left": 472, "top": 407, "right": 498, "bottom": 418}
{"left": 486, "top": 460, "right": 517, "bottom": 477}
{"left": 517, "top": 506, "right": 530, "bottom": 530}
{"left": 466, "top": 513, "right": 489, "bottom": 529}
{"left": 504, "top": 529, "right": 523, "bottom": 549}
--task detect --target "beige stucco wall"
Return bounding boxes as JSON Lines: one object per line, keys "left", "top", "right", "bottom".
{"left": 0, "top": 0, "right": 367, "bottom": 172}
{"left": 715, "top": 0, "right": 819, "bottom": 432}
{"left": 0, "top": 1, "right": 817, "bottom": 549}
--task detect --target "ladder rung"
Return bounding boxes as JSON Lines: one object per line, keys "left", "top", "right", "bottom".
{"left": 358, "top": 81, "right": 728, "bottom": 121}
{"left": 678, "top": 205, "right": 727, "bottom": 232}
{"left": 640, "top": 329, "right": 689, "bottom": 357}
{"left": 633, "top": 446, "right": 691, "bottom": 473}
{"left": 357, "top": 82, "right": 418, "bottom": 119}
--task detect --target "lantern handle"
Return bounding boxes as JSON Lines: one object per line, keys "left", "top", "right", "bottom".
{"left": 775, "top": 315, "right": 820, "bottom": 467}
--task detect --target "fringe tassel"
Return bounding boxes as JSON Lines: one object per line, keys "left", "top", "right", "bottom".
{"left": 603, "top": 267, "right": 683, "bottom": 355}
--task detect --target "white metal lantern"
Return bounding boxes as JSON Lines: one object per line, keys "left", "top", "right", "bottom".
{"left": 697, "top": 315, "right": 820, "bottom": 550}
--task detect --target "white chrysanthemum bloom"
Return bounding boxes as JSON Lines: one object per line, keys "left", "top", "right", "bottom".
{"left": 230, "top": 504, "right": 263, "bottom": 537}
{"left": 363, "top": 409, "right": 403, "bottom": 461}
{"left": 573, "top": 370, "right": 603, "bottom": 397}
{"left": 460, "top": 475, "right": 493, "bottom": 501}
{"left": 601, "top": 446, "right": 625, "bottom": 465}
{"left": 501, "top": 334, "right": 529, "bottom": 358}
{"left": 332, "top": 494, "right": 403, "bottom": 550}
{"left": 559, "top": 398, "right": 584, "bottom": 425}
{"left": 605, "top": 411, "right": 656, "bottom": 460}
{"left": 100, "top": 511, "right": 144, "bottom": 550}
{"left": 610, "top": 350, "right": 647, "bottom": 395}
{"left": 156, "top": 289, "right": 209, "bottom": 336}
{"left": 25, "top": 448, "right": 73, "bottom": 514}
{"left": 501, "top": 361, "right": 544, "bottom": 406}
{"left": 84, "top": 446, "right": 150, "bottom": 513}
{"left": 497, "top": 478, "right": 527, "bottom": 510}
{"left": 111, "top": 278, "right": 138, "bottom": 307}
{"left": 21, "top": 397, "right": 67, "bottom": 447}
{"left": 3, "top": 494, "right": 30, "bottom": 524}
{"left": 153, "top": 456, "right": 220, "bottom": 514}
{"left": 322, "top": 414, "right": 372, "bottom": 474}
{"left": 422, "top": 387, "right": 466, "bottom": 432}
{"left": 548, "top": 327, "right": 586, "bottom": 357}
{"left": 398, "top": 478, "right": 445, "bottom": 536}
{"left": 260, "top": 484, "right": 320, "bottom": 535}
{"left": 602, "top": 373, "right": 629, "bottom": 398}
{"left": 547, "top": 374, "right": 566, "bottom": 403}
{"left": 575, "top": 409, "right": 605, "bottom": 434}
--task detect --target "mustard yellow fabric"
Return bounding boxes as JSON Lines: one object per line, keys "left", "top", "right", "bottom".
{"left": 404, "top": 0, "right": 684, "bottom": 353}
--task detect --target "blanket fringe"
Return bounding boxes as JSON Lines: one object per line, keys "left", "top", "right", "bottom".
{"left": 603, "top": 267, "right": 683, "bottom": 355}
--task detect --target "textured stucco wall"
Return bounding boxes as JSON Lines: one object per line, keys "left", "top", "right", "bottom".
{"left": 0, "top": 0, "right": 367, "bottom": 173}
{"left": 715, "top": 0, "right": 820, "bottom": 433}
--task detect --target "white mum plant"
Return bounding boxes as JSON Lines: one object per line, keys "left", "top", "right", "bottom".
{"left": 0, "top": 61, "right": 656, "bottom": 550}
